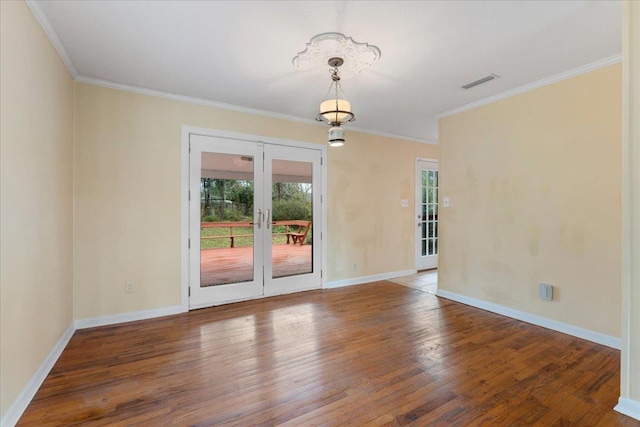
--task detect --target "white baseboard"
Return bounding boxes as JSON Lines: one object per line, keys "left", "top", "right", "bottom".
{"left": 1, "top": 305, "right": 186, "bottom": 426}
{"left": 436, "top": 290, "right": 621, "bottom": 349}
{"left": 615, "top": 397, "right": 640, "bottom": 421}
{"left": 75, "top": 305, "right": 185, "bottom": 329}
{"left": 326, "top": 269, "right": 417, "bottom": 289}
{"left": 1, "top": 323, "right": 75, "bottom": 427}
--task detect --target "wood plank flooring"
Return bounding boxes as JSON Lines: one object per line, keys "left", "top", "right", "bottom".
{"left": 18, "top": 282, "right": 639, "bottom": 426}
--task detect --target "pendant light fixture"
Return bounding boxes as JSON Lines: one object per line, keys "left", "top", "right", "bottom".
{"left": 293, "top": 33, "right": 380, "bottom": 147}
{"left": 316, "top": 58, "right": 353, "bottom": 147}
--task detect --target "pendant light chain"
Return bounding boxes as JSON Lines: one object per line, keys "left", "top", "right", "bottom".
{"left": 333, "top": 68, "right": 340, "bottom": 125}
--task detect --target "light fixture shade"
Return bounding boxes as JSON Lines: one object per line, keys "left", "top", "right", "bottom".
{"left": 319, "top": 99, "right": 352, "bottom": 124}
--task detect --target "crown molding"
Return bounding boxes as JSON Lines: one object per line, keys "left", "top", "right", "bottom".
{"left": 437, "top": 54, "right": 622, "bottom": 119}
{"left": 75, "top": 75, "right": 323, "bottom": 126}
{"left": 26, "top": 0, "right": 78, "bottom": 79}
{"left": 24, "top": 0, "right": 431, "bottom": 146}
{"left": 24, "top": 0, "right": 619, "bottom": 146}
{"left": 75, "top": 75, "right": 437, "bottom": 145}
{"left": 348, "top": 126, "right": 437, "bottom": 145}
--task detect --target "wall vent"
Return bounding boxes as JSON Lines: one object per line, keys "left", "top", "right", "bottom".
{"left": 462, "top": 74, "right": 499, "bottom": 89}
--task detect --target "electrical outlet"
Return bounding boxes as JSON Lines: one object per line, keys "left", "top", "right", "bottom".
{"left": 125, "top": 281, "right": 134, "bottom": 293}
{"left": 352, "top": 263, "right": 358, "bottom": 271}
{"left": 539, "top": 283, "right": 553, "bottom": 301}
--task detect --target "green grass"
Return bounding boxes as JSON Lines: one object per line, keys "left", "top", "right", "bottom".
{"left": 201, "top": 225, "right": 304, "bottom": 249}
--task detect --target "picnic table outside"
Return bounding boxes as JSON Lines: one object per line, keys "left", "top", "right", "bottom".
{"left": 201, "top": 220, "right": 311, "bottom": 248}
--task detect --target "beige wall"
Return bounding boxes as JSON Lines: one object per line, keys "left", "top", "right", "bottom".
{"left": 3, "top": 0, "right": 634, "bottom": 420}
{"left": 0, "top": 4, "right": 436, "bottom": 413}
{"left": 620, "top": 0, "right": 640, "bottom": 411}
{"left": 439, "top": 64, "right": 622, "bottom": 337}
{"left": 73, "top": 83, "right": 438, "bottom": 319}
{"left": 327, "top": 133, "right": 438, "bottom": 279}
{"left": 0, "top": 1, "right": 74, "bottom": 417}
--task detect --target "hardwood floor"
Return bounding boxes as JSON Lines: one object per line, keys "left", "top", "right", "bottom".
{"left": 18, "top": 282, "right": 638, "bottom": 426}
{"left": 390, "top": 270, "right": 438, "bottom": 294}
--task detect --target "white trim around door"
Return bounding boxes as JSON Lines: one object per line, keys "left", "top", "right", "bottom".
{"left": 181, "top": 126, "right": 328, "bottom": 310}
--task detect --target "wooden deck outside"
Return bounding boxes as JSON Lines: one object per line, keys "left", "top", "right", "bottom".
{"left": 200, "top": 244, "right": 312, "bottom": 286}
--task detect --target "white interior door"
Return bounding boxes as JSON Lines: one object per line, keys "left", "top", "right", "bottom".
{"left": 189, "top": 135, "right": 322, "bottom": 309}
{"left": 416, "top": 159, "right": 439, "bottom": 270}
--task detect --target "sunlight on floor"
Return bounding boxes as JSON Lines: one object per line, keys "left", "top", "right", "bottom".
{"left": 389, "top": 269, "right": 438, "bottom": 294}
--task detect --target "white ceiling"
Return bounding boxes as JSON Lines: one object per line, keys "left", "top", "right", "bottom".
{"left": 33, "top": 1, "right": 621, "bottom": 143}
{"left": 201, "top": 152, "right": 311, "bottom": 183}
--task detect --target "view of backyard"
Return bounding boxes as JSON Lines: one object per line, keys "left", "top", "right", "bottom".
{"left": 200, "top": 178, "right": 312, "bottom": 249}
{"left": 198, "top": 177, "right": 314, "bottom": 285}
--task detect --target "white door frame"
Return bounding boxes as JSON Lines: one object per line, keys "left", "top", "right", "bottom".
{"left": 180, "top": 125, "right": 328, "bottom": 311}
{"left": 415, "top": 157, "right": 439, "bottom": 271}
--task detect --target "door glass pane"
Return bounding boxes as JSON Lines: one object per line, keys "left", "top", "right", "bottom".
{"left": 200, "top": 152, "right": 254, "bottom": 287}
{"left": 428, "top": 203, "right": 436, "bottom": 219}
{"left": 422, "top": 239, "right": 427, "bottom": 256}
{"left": 271, "top": 159, "right": 313, "bottom": 279}
{"left": 426, "top": 168, "right": 439, "bottom": 256}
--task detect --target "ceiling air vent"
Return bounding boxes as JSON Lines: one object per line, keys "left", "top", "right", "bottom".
{"left": 462, "top": 74, "right": 500, "bottom": 89}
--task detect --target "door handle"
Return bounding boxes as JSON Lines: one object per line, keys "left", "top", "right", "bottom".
{"left": 257, "top": 209, "right": 262, "bottom": 229}
{"left": 266, "top": 209, "right": 271, "bottom": 229}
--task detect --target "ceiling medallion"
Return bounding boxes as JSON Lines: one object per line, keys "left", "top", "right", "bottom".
{"left": 293, "top": 33, "right": 381, "bottom": 147}
{"left": 292, "top": 32, "right": 381, "bottom": 80}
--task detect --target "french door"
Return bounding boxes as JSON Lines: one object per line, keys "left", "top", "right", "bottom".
{"left": 189, "top": 134, "right": 322, "bottom": 309}
{"left": 416, "top": 159, "right": 438, "bottom": 270}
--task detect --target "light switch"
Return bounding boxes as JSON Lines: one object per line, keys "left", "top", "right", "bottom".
{"left": 400, "top": 199, "right": 409, "bottom": 207}
{"left": 443, "top": 197, "right": 450, "bottom": 208}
